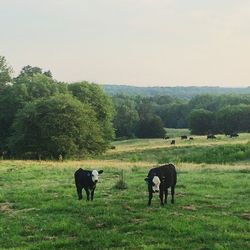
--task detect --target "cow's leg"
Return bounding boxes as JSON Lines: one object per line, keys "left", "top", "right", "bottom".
{"left": 159, "top": 189, "right": 164, "bottom": 206}
{"left": 91, "top": 188, "right": 95, "bottom": 201}
{"left": 165, "top": 188, "right": 168, "bottom": 204}
{"left": 148, "top": 192, "right": 153, "bottom": 206}
{"left": 84, "top": 188, "right": 90, "bottom": 201}
{"left": 171, "top": 186, "right": 175, "bottom": 204}
{"left": 76, "top": 185, "right": 83, "bottom": 200}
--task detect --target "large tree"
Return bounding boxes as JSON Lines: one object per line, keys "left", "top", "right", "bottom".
{"left": 113, "top": 97, "right": 139, "bottom": 138}
{"left": 188, "top": 109, "right": 215, "bottom": 135}
{"left": 8, "top": 94, "right": 105, "bottom": 159}
{"left": 0, "top": 71, "right": 65, "bottom": 154}
{"left": 68, "top": 82, "right": 114, "bottom": 144}
{"left": 216, "top": 105, "right": 250, "bottom": 134}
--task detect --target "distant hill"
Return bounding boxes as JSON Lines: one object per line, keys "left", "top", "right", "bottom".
{"left": 101, "top": 85, "right": 250, "bottom": 99}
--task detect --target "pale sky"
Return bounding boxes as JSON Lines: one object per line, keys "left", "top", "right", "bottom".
{"left": 1, "top": 0, "right": 250, "bottom": 87}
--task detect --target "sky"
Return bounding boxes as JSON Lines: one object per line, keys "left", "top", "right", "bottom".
{"left": 1, "top": 0, "right": 250, "bottom": 87}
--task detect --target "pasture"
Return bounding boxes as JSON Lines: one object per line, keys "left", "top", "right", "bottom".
{"left": 1, "top": 133, "right": 250, "bottom": 249}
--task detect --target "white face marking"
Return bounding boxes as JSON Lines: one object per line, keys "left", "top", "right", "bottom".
{"left": 152, "top": 176, "right": 161, "bottom": 192}
{"left": 91, "top": 170, "right": 99, "bottom": 183}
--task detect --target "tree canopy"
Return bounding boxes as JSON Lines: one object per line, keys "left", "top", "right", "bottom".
{"left": 0, "top": 57, "right": 114, "bottom": 159}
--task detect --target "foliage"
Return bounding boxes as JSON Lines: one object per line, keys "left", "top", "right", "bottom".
{"left": 112, "top": 93, "right": 250, "bottom": 136}
{"left": 113, "top": 95, "right": 139, "bottom": 138}
{"left": 8, "top": 94, "right": 106, "bottom": 159}
{"left": 0, "top": 56, "right": 114, "bottom": 158}
{"left": 68, "top": 82, "right": 114, "bottom": 144}
{"left": 0, "top": 56, "right": 13, "bottom": 88}
{"left": 103, "top": 84, "right": 250, "bottom": 98}
{"left": 0, "top": 70, "right": 65, "bottom": 155}
{"left": 137, "top": 116, "right": 166, "bottom": 138}
{"left": 188, "top": 109, "right": 215, "bottom": 135}
{"left": 216, "top": 105, "right": 250, "bottom": 134}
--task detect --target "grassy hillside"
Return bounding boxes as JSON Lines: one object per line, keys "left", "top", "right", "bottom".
{"left": 1, "top": 134, "right": 250, "bottom": 249}
{"left": 105, "top": 133, "right": 250, "bottom": 164}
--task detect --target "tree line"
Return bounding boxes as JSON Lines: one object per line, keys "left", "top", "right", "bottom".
{"left": 0, "top": 56, "right": 114, "bottom": 159}
{"left": 1, "top": 55, "right": 250, "bottom": 159}
{"left": 112, "top": 93, "right": 250, "bottom": 138}
{"left": 103, "top": 84, "right": 250, "bottom": 99}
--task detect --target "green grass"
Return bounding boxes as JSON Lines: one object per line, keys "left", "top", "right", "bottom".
{"left": 1, "top": 131, "right": 250, "bottom": 249}
{"left": 103, "top": 143, "right": 250, "bottom": 164}
{"left": 106, "top": 133, "right": 250, "bottom": 164}
{"left": 165, "top": 128, "right": 191, "bottom": 138}
{"left": 0, "top": 161, "right": 249, "bottom": 250}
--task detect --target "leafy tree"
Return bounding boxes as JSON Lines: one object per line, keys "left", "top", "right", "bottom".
{"left": 8, "top": 94, "right": 105, "bottom": 159}
{"left": 189, "top": 109, "right": 215, "bottom": 135}
{"left": 158, "top": 103, "right": 189, "bottom": 128}
{"left": 68, "top": 82, "right": 114, "bottom": 144}
{"left": 113, "top": 99, "right": 139, "bottom": 138}
{"left": 136, "top": 116, "right": 166, "bottom": 138}
{"left": 0, "top": 67, "right": 66, "bottom": 155}
{"left": 216, "top": 105, "right": 250, "bottom": 134}
{"left": 15, "top": 65, "right": 52, "bottom": 80}
{"left": 0, "top": 56, "right": 12, "bottom": 89}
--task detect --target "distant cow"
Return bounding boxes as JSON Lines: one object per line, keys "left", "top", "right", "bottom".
{"left": 189, "top": 137, "right": 194, "bottom": 140}
{"left": 164, "top": 136, "right": 170, "bottom": 140}
{"left": 181, "top": 135, "right": 188, "bottom": 140}
{"left": 74, "top": 168, "right": 103, "bottom": 201}
{"left": 230, "top": 133, "right": 239, "bottom": 138}
{"left": 144, "top": 163, "right": 177, "bottom": 206}
{"left": 170, "top": 140, "right": 175, "bottom": 145}
{"left": 207, "top": 134, "right": 216, "bottom": 139}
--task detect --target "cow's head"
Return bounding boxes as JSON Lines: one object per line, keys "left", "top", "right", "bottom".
{"left": 91, "top": 170, "right": 103, "bottom": 183}
{"left": 144, "top": 175, "right": 161, "bottom": 193}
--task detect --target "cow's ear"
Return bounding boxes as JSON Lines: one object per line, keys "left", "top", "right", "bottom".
{"left": 144, "top": 177, "right": 149, "bottom": 183}
{"left": 98, "top": 170, "right": 103, "bottom": 174}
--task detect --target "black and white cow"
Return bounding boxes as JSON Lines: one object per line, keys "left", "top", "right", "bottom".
{"left": 74, "top": 168, "right": 103, "bottom": 201}
{"left": 144, "top": 164, "right": 177, "bottom": 206}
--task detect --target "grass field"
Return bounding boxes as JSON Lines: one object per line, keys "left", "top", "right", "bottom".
{"left": 1, "top": 132, "right": 250, "bottom": 249}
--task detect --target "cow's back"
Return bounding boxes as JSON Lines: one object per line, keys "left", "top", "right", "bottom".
{"left": 159, "top": 164, "right": 177, "bottom": 187}
{"left": 74, "top": 168, "right": 91, "bottom": 188}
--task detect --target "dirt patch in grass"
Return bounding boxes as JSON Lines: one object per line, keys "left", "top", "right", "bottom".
{"left": 239, "top": 213, "right": 250, "bottom": 220}
{"left": 182, "top": 205, "right": 198, "bottom": 211}
{"left": 0, "top": 202, "right": 14, "bottom": 213}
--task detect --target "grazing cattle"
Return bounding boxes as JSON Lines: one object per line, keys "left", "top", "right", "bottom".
{"left": 181, "top": 135, "right": 188, "bottom": 140}
{"left": 189, "top": 137, "right": 194, "bottom": 140}
{"left": 230, "top": 133, "right": 239, "bottom": 138}
{"left": 207, "top": 134, "right": 216, "bottom": 139}
{"left": 164, "top": 136, "right": 170, "bottom": 140}
{"left": 170, "top": 140, "right": 175, "bottom": 145}
{"left": 74, "top": 168, "right": 103, "bottom": 201}
{"left": 144, "top": 163, "right": 177, "bottom": 206}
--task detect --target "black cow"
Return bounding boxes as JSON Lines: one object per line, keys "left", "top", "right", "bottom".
{"left": 207, "top": 134, "right": 216, "bottom": 139}
{"left": 74, "top": 168, "right": 103, "bottom": 201}
{"left": 144, "top": 164, "right": 177, "bottom": 206}
{"left": 181, "top": 135, "right": 188, "bottom": 140}
{"left": 170, "top": 140, "right": 175, "bottom": 145}
{"left": 230, "top": 133, "right": 239, "bottom": 138}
